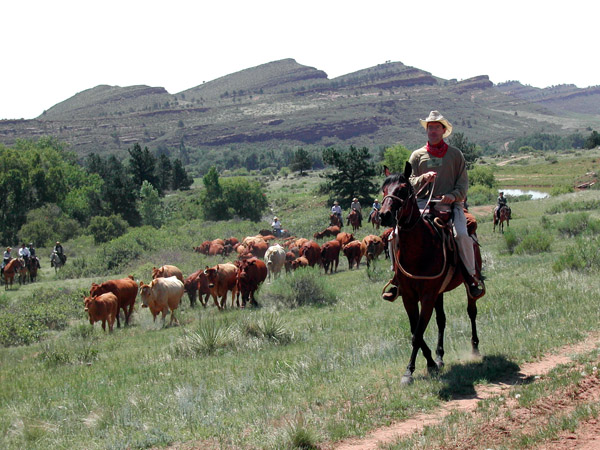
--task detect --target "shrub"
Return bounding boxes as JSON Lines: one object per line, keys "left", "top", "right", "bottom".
{"left": 87, "top": 214, "right": 128, "bottom": 244}
{"left": 556, "top": 212, "right": 600, "bottom": 237}
{"left": 550, "top": 184, "right": 575, "bottom": 196}
{"left": 514, "top": 228, "right": 553, "bottom": 254}
{"left": 0, "top": 287, "right": 85, "bottom": 347}
{"left": 264, "top": 267, "right": 337, "bottom": 308}
{"left": 546, "top": 199, "right": 600, "bottom": 215}
{"left": 466, "top": 185, "right": 496, "bottom": 206}
{"left": 503, "top": 229, "right": 520, "bottom": 254}
{"left": 170, "top": 319, "right": 234, "bottom": 358}
{"left": 553, "top": 235, "right": 600, "bottom": 272}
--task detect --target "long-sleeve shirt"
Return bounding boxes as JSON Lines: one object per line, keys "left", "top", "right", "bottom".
{"left": 408, "top": 144, "right": 468, "bottom": 202}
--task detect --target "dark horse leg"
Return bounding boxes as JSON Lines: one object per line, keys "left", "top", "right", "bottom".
{"left": 468, "top": 297, "right": 480, "bottom": 356}
{"left": 434, "top": 295, "right": 446, "bottom": 369}
{"left": 402, "top": 296, "right": 438, "bottom": 385}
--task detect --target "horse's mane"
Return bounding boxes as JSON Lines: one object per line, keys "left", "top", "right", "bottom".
{"left": 381, "top": 173, "right": 413, "bottom": 193}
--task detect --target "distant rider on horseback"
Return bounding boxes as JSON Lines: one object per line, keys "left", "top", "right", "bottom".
{"left": 52, "top": 241, "right": 66, "bottom": 266}
{"left": 350, "top": 197, "right": 362, "bottom": 227}
{"left": 331, "top": 200, "right": 342, "bottom": 222}
{"left": 368, "top": 198, "right": 381, "bottom": 223}
{"left": 494, "top": 191, "right": 510, "bottom": 221}
{"left": 1, "top": 247, "right": 11, "bottom": 276}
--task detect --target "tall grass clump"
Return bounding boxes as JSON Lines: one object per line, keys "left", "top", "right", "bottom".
{"left": 264, "top": 267, "right": 337, "bottom": 308}
{"left": 551, "top": 184, "right": 575, "bottom": 196}
{"left": 170, "top": 318, "right": 235, "bottom": 358}
{"left": 553, "top": 235, "right": 600, "bottom": 272}
{"left": 240, "top": 312, "right": 293, "bottom": 344}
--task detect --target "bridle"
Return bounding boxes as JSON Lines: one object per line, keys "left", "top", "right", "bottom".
{"left": 382, "top": 178, "right": 437, "bottom": 230}
{"left": 382, "top": 178, "right": 451, "bottom": 282}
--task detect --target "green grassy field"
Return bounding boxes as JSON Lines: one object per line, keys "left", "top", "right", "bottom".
{"left": 1, "top": 154, "right": 600, "bottom": 449}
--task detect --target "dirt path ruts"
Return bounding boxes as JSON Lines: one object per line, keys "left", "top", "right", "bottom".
{"left": 332, "top": 333, "right": 600, "bottom": 450}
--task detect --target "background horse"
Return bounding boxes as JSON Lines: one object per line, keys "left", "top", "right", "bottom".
{"left": 493, "top": 205, "right": 510, "bottom": 233}
{"left": 346, "top": 209, "right": 361, "bottom": 232}
{"left": 17, "top": 258, "right": 28, "bottom": 285}
{"left": 329, "top": 213, "right": 342, "bottom": 228}
{"left": 368, "top": 209, "right": 381, "bottom": 230}
{"left": 2, "top": 258, "right": 22, "bottom": 290}
{"left": 51, "top": 252, "right": 66, "bottom": 272}
{"left": 27, "top": 257, "right": 40, "bottom": 282}
{"left": 379, "top": 164, "right": 485, "bottom": 385}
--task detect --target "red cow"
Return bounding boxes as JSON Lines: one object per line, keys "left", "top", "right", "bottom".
{"left": 299, "top": 240, "right": 321, "bottom": 267}
{"left": 90, "top": 276, "right": 138, "bottom": 328}
{"left": 204, "top": 263, "right": 239, "bottom": 309}
{"left": 194, "top": 241, "right": 212, "bottom": 254}
{"left": 284, "top": 251, "right": 296, "bottom": 273}
{"left": 313, "top": 225, "right": 341, "bottom": 240}
{"left": 336, "top": 232, "right": 355, "bottom": 247}
{"left": 247, "top": 240, "right": 268, "bottom": 259}
{"left": 84, "top": 292, "right": 118, "bottom": 332}
{"left": 235, "top": 257, "right": 268, "bottom": 307}
{"left": 320, "top": 240, "right": 341, "bottom": 274}
{"left": 183, "top": 269, "right": 211, "bottom": 308}
{"left": 290, "top": 256, "right": 309, "bottom": 270}
{"left": 152, "top": 265, "right": 184, "bottom": 283}
{"left": 208, "top": 243, "right": 225, "bottom": 256}
{"left": 362, "top": 234, "right": 384, "bottom": 268}
{"left": 224, "top": 237, "right": 239, "bottom": 247}
{"left": 343, "top": 240, "right": 366, "bottom": 270}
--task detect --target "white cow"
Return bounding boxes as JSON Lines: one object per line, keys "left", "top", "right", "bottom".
{"left": 139, "top": 276, "right": 184, "bottom": 327}
{"left": 264, "top": 244, "right": 286, "bottom": 282}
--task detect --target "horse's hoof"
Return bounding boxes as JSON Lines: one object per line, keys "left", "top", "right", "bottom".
{"left": 435, "top": 358, "right": 445, "bottom": 370}
{"left": 472, "top": 348, "right": 481, "bottom": 358}
{"left": 401, "top": 374, "right": 414, "bottom": 385}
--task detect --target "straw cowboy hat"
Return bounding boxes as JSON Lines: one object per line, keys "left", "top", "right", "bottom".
{"left": 419, "top": 110, "right": 453, "bottom": 138}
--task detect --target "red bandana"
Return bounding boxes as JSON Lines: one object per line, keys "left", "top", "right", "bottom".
{"left": 426, "top": 140, "right": 448, "bottom": 158}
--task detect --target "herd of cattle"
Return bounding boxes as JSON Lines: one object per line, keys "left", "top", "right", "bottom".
{"left": 83, "top": 225, "right": 394, "bottom": 333}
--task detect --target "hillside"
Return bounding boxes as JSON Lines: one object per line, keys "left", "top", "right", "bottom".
{"left": 1, "top": 58, "right": 599, "bottom": 166}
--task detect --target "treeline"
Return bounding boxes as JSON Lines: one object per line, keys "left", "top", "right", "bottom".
{"left": 507, "top": 131, "right": 600, "bottom": 152}
{"left": 0, "top": 139, "right": 193, "bottom": 246}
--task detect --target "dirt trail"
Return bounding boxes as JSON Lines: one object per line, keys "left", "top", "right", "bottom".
{"left": 496, "top": 155, "right": 532, "bottom": 166}
{"left": 333, "top": 333, "right": 600, "bottom": 450}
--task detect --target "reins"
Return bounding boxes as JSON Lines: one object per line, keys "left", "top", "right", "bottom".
{"left": 384, "top": 178, "right": 451, "bottom": 281}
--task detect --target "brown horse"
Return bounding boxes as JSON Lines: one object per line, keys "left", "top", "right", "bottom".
{"left": 27, "top": 257, "right": 40, "bottom": 282}
{"left": 329, "top": 213, "right": 342, "bottom": 228}
{"left": 379, "top": 164, "right": 485, "bottom": 385}
{"left": 368, "top": 209, "right": 381, "bottom": 230}
{"left": 3, "top": 258, "right": 23, "bottom": 290}
{"left": 493, "top": 205, "right": 510, "bottom": 233}
{"left": 17, "top": 258, "right": 28, "bottom": 285}
{"left": 346, "top": 209, "right": 361, "bottom": 232}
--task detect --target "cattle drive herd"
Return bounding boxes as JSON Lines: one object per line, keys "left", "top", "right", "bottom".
{"left": 82, "top": 226, "right": 394, "bottom": 332}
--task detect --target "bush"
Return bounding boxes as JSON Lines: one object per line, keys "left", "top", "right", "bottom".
{"left": 550, "top": 184, "right": 575, "bottom": 196}
{"left": 466, "top": 185, "right": 496, "bottom": 206}
{"left": 264, "top": 267, "right": 337, "bottom": 308}
{"left": 503, "top": 229, "right": 520, "bottom": 254}
{"left": 556, "top": 212, "right": 600, "bottom": 237}
{"left": 0, "top": 286, "right": 85, "bottom": 347}
{"left": 553, "top": 235, "right": 600, "bottom": 272}
{"left": 546, "top": 199, "right": 600, "bottom": 215}
{"left": 514, "top": 228, "right": 553, "bottom": 254}
{"left": 87, "top": 214, "right": 128, "bottom": 244}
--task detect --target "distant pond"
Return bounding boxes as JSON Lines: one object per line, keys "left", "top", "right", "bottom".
{"left": 501, "top": 188, "right": 549, "bottom": 200}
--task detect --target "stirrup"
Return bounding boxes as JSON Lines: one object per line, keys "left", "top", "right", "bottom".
{"left": 381, "top": 279, "right": 399, "bottom": 302}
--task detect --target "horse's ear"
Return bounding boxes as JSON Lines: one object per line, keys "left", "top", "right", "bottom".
{"left": 384, "top": 165, "right": 391, "bottom": 177}
{"left": 403, "top": 161, "right": 412, "bottom": 179}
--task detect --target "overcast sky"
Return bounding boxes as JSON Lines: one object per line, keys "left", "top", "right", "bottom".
{"left": 2, "top": 0, "right": 597, "bottom": 120}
